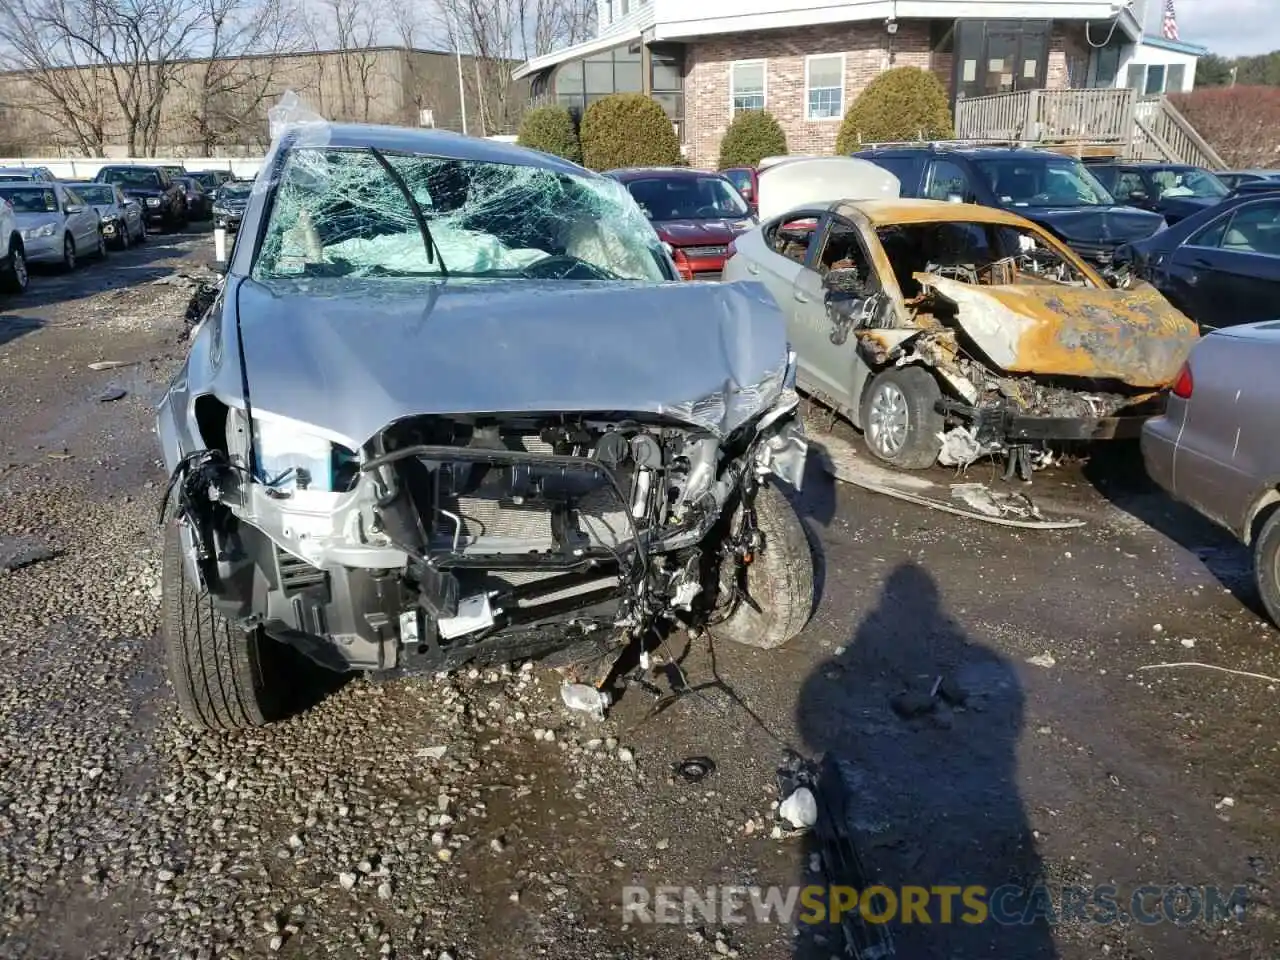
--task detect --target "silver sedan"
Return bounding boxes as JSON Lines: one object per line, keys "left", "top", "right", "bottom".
{"left": 1142, "top": 321, "right": 1280, "bottom": 626}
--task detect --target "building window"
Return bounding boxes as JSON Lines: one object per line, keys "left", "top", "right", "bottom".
{"left": 805, "top": 54, "right": 844, "bottom": 120}
{"left": 730, "top": 60, "right": 766, "bottom": 114}
{"left": 1126, "top": 62, "right": 1180, "bottom": 96}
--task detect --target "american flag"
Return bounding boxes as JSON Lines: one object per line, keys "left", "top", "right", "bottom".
{"left": 1161, "top": 0, "right": 1180, "bottom": 41}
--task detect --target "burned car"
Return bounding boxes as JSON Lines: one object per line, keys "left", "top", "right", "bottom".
{"left": 723, "top": 159, "right": 1200, "bottom": 480}
{"left": 156, "top": 122, "right": 813, "bottom": 731}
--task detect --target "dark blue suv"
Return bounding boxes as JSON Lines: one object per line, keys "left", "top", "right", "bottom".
{"left": 852, "top": 146, "right": 1166, "bottom": 268}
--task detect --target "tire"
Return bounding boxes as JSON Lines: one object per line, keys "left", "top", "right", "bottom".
{"left": 1254, "top": 509, "right": 1280, "bottom": 629}
{"left": 859, "top": 365, "right": 945, "bottom": 470}
{"left": 161, "top": 522, "right": 284, "bottom": 731}
{"left": 118, "top": 224, "right": 130, "bottom": 250}
{"left": 0, "top": 241, "right": 27, "bottom": 294}
{"left": 708, "top": 483, "right": 815, "bottom": 650}
{"left": 138, "top": 219, "right": 148, "bottom": 243}
{"left": 95, "top": 229, "right": 108, "bottom": 260}
{"left": 61, "top": 234, "right": 76, "bottom": 272}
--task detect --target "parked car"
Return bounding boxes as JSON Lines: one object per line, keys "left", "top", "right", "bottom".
{"left": 722, "top": 157, "right": 1198, "bottom": 478}
{"left": 188, "top": 170, "right": 234, "bottom": 194}
{"left": 210, "top": 179, "right": 252, "bottom": 232}
{"left": 605, "top": 167, "right": 756, "bottom": 280}
{"left": 1115, "top": 191, "right": 1280, "bottom": 332}
{"left": 1217, "top": 169, "right": 1280, "bottom": 191}
{"left": 852, "top": 146, "right": 1166, "bottom": 271}
{"left": 94, "top": 165, "right": 188, "bottom": 230}
{"left": 63, "top": 181, "right": 147, "bottom": 248}
{"left": 155, "top": 123, "right": 812, "bottom": 731}
{"left": 0, "top": 182, "right": 106, "bottom": 270}
{"left": 0, "top": 196, "right": 28, "bottom": 294}
{"left": 157, "top": 164, "right": 188, "bottom": 180}
{"left": 1083, "top": 160, "right": 1230, "bottom": 225}
{"left": 1227, "top": 179, "right": 1280, "bottom": 197}
{"left": 0, "top": 166, "right": 56, "bottom": 183}
{"left": 1141, "top": 322, "right": 1280, "bottom": 627}
{"left": 175, "top": 176, "right": 212, "bottom": 220}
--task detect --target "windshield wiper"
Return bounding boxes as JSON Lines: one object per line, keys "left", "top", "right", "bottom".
{"left": 369, "top": 147, "right": 449, "bottom": 278}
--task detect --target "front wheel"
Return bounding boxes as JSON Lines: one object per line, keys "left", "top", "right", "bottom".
{"left": 61, "top": 234, "right": 77, "bottom": 272}
{"left": 0, "top": 243, "right": 27, "bottom": 294}
{"left": 1254, "top": 510, "right": 1280, "bottom": 629}
{"left": 860, "top": 366, "right": 945, "bottom": 470}
{"left": 708, "top": 483, "right": 815, "bottom": 650}
{"left": 161, "top": 523, "right": 285, "bottom": 731}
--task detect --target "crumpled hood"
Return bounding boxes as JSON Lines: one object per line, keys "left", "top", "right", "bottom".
{"left": 654, "top": 219, "right": 749, "bottom": 246}
{"left": 915, "top": 273, "right": 1199, "bottom": 388}
{"left": 231, "top": 277, "right": 790, "bottom": 446}
{"left": 1021, "top": 206, "right": 1165, "bottom": 245}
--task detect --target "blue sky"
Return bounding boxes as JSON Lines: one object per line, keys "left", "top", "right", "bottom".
{"left": 1152, "top": 0, "right": 1280, "bottom": 57}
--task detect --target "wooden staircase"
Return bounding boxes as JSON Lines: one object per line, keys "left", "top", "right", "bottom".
{"left": 954, "top": 88, "right": 1225, "bottom": 169}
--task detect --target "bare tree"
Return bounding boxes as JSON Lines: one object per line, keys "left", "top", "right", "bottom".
{"left": 183, "top": 0, "right": 303, "bottom": 153}
{"left": 0, "top": 0, "right": 206, "bottom": 155}
{"left": 430, "top": 0, "right": 594, "bottom": 135}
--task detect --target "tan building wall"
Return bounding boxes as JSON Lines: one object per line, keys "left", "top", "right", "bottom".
{"left": 683, "top": 21, "right": 1082, "bottom": 168}
{"left": 0, "top": 48, "right": 529, "bottom": 157}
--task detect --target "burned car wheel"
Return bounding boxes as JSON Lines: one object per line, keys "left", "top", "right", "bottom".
{"left": 161, "top": 523, "right": 285, "bottom": 731}
{"left": 860, "top": 366, "right": 944, "bottom": 470}
{"left": 1255, "top": 510, "right": 1280, "bottom": 629}
{"left": 708, "top": 483, "right": 814, "bottom": 650}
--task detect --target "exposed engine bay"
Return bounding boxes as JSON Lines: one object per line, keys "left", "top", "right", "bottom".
{"left": 164, "top": 396, "right": 807, "bottom": 675}
{"left": 824, "top": 218, "right": 1198, "bottom": 478}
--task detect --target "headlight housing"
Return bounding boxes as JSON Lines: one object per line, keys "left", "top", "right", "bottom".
{"left": 145, "top": 196, "right": 161, "bottom": 207}
{"left": 251, "top": 416, "right": 359, "bottom": 494}
{"left": 22, "top": 222, "right": 56, "bottom": 239}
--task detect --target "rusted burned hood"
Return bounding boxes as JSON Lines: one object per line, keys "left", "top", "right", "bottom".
{"left": 915, "top": 274, "right": 1199, "bottom": 388}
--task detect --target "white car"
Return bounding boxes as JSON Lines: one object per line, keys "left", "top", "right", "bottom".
{"left": 0, "top": 182, "right": 105, "bottom": 272}
{"left": 0, "top": 196, "right": 27, "bottom": 294}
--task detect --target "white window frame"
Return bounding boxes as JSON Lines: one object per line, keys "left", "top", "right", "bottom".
{"left": 804, "top": 53, "right": 845, "bottom": 122}
{"left": 729, "top": 59, "right": 767, "bottom": 117}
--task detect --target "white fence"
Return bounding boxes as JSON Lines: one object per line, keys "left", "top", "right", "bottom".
{"left": 0, "top": 156, "right": 265, "bottom": 180}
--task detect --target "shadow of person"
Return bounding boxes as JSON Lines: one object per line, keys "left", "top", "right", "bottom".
{"left": 792, "top": 562, "right": 1058, "bottom": 959}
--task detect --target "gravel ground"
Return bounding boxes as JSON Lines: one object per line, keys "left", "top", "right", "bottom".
{"left": 1, "top": 234, "right": 1278, "bottom": 960}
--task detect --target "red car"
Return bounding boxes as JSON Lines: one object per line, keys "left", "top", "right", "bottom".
{"left": 606, "top": 167, "right": 757, "bottom": 280}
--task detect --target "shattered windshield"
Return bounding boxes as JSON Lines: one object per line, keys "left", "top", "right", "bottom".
{"left": 1151, "top": 167, "right": 1228, "bottom": 199}
{"left": 252, "top": 147, "right": 668, "bottom": 282}
{"left": 100, "top": 168, "right": 162, "bottom": 189}
{"left": 0, "top": 186, "right": 59, "bottom": 213}
{"left": 974, "top": 157, "right": 1115, "bottom": 208}
{"left": 624, "top": 176, "right": 751, "bottom": 221}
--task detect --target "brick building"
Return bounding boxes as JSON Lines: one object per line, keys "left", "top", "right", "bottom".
{"left": 514, "top": 0, "right": 1205, "bottom": 169}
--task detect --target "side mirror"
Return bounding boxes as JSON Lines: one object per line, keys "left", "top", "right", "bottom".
{"left": 1128, "top": 189, "right": 1149, "bottom": 203}
{"left": 64, "top": 203, "right": 84, "bottom": 214}
{"left": 739, "top": 183, "right": 754, "bottom": 200}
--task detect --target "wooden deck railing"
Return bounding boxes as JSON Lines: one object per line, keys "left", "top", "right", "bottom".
{"left": 955, "top": 88, "right": 1223, "bottom": 167}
